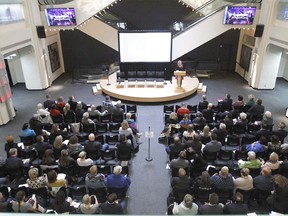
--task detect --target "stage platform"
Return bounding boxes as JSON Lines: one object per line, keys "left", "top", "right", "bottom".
{"left": 99, "top": 73, "right": 199, "bottom": 103}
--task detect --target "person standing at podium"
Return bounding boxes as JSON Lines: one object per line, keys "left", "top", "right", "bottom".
{"left": 175, "top": 60, "right": 185, "bottom": 87}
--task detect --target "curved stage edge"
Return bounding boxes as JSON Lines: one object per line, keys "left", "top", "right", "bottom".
{"left": 100, "top": 73, "right": 199, "bottom": 103}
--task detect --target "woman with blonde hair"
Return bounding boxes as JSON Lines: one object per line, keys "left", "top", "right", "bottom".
{"left": 26, "top": 167, "right": 47, "bottom": 189}
{"left": 77, "top": 151, "right": 93, "bottom": 166}
{"left": 199, "top": 125, "right": 211, "bottom": 144}
{"left": 53, "top": 135, "right": 67, "bottom": 159}
{"left": 234, "top": 167, "right": 253, "bottom": 191}
{"left": 262, "top": 152, "right": 281, "bottom": 170}
{"left": 172, "top": 194, "right": 198, "bottom": 215}
{"left": 79, "top": 194, "right": 99, "bottom": 214}
{"left": 119, "top": 120, "right": 138, "bottom": 147}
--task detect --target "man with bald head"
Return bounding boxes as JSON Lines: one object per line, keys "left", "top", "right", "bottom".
{"left": 210, "top": 166, "right": 234, "bottom": 190}
{"left": 84, "top": 133, "right": 108, "bottom": 153}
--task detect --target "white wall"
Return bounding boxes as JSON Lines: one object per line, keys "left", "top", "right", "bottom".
{"left": 6, "top": 55, "right": 25, "bottom": 84}
{"left": 19, "top": 46, "right": 42, "bottom": 89}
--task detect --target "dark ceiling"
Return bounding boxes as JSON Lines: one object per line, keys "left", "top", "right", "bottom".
{"left": 108, "top": 0, "right": 192, "bottom": 30}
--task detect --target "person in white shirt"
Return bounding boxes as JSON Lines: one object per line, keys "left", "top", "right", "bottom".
{"left": 77, "top": 151, "right": 93, "bottom": 166}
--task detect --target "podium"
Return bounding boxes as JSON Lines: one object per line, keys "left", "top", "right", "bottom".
{"left": 174, "top": 71, "right": 186, "bottom": 88}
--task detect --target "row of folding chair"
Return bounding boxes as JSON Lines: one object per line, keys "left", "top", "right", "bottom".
{"left": 163, "top": 104, "right": 198, "bottom": 114}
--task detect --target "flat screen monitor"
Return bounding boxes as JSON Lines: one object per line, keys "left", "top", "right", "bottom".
{"left": 240, "top": 44, "right": 252, "bottom": 71}
{"left": 45, "top": 8, "right": 77, "bottom": 26}
{"left": 118, "top": 31, "right": 172, "bottom": 62}
{"left": 223, "top": 6, "right": 256, "bottom": 25}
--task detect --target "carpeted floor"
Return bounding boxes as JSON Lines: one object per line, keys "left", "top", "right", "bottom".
{"left": 0, "top": 71, "right": 288, "bottom": 214}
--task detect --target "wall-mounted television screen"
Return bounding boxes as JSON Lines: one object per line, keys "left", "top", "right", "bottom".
{"left": 240, "top": 44, "right": 252, "bottom": 71}
{"left": 45, "top": 8, "right": 77, "bottom": 26}
{"left": 223, "top": 6, "right": 256, "bottom": 25}
{"left": 118, "top": 31, "right": 172, "bottom": 62}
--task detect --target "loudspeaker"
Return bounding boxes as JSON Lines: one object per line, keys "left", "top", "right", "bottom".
{"left": 36, "top": 26, "right": 46, "bottom": 38}
{"left": 254, "top": 25, "right": 264, "bottom": 37}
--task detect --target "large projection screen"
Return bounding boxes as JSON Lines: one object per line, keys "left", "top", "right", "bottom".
{"left": 118, "top": 31, "right": 172, "bottom": 63}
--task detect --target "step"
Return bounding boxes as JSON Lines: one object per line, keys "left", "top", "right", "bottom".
{"left": 201, "top": 85, "right": 207, "bottom": 93}
{"left": 96, "top": 83, "right": 102, "bottom": 94}
{"left": 198, "top": 83, "right": 203, "bottom": 90}
{"left": 92, "top": 86, "right": 98, "bottom": 95}
{"left": 197, "top": 73, "right": 210, "bottom": 78}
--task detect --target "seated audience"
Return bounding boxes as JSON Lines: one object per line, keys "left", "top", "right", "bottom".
{"left": 185, "top": 134, "right": 202, "bottom": 155}
{"left": 192, "top": 113, "right": 206, "bottom": 126}
{"left": 84, "top": 133, "right": 108, "bottom": 153}
{"left": 235, "top": 112, "right": 248, "bottom": 127}
{"left": 99, "top": 193, "right": 124, "bottom": 214}
{"left": 85, "top": 165, "right": 106, "bottom": 190}
{"left": 266, "top": 174, "right": 288, "bottom": 213}
{"left": 26, "top": 167, "right": 47, "bottom": 189}
{"left": 202, "top": 103, "right": 214, "bottom": 123}
{"left": 248, "top": 98, "right": 265, "bottom": 119}
{"left": 47, "top": 170, "right": 66, "bottom": 197}
{"left": 203, "top": 133, "right": 222, "bottom": 153}
{"left": 41, "top": 149, "right": 57, "bottom": 166}
{"left": 20, "top": 123, "right": 36, "bottom": 137}
{"left": 75, "top": 103, "right": 85, "bottom": 122}
{"left": 68, "top": 95, "right": 85, "bottom": 111}
{"left": 49, "top": 104, "right": 62, "bottom": 117}
{"left": 172, "top": 194, "right": 198, "bottom": 215}
{"left": 52, "top": 135, "right": 67, "bottom": 159}
{"left": 212, "top": 123, "right": 228, "bottom": 144}
{"left": 253, "top": 166, "right": 273, "bottom": 192}
{"left": 12, "top": 190, "right": 45, "bottom": 213}
{"left": 179, "top": 114, "right": 191, "bottom": 131}
{"left": 190, "top": 155, "right": 207, "bottom": 177}
{"left": 170, "top": 151, "right": 189, "bottom": 169}
{"left": 176, "top": 103, "right": 190, "bottom": 116}
{"left": 67, "top": 135, "right": 83, "bottom": 156}
{"left": 272, "top": 122, "right": 288, "bottom": 143}
{"left": 262, "top": 152, "right": 281, "bottom": 170}
{"left": 219, "top": 93, "right": 233, "bottom": 112}
{"left": 244, "top": 94, "right": 255, "bottom": 111}
{"left": 255, "top": 123, "right": 271, "bottom": 140}
{"left": 166, "top": 136, "right": 186, "bottom": 158}
{"left": 88, "top": 104, "right": 107, "bottom": 120}
{"left": 199, "top": 125, "right": 211, "bottom": 144}
{"left": 59, "top": 149, "right": 77, "bottom": 168}
{"left": 43, "top": 94, "right": 56, "bottom": 110}
{"left": 63, "top": 103, "right": 75, "bottom": 121}
{"left": 233, "top": 168, "right": 253, "bottom": 191}
{"left": 102, "top": 95, "right": 114, "bottom": 114}
{"left": 267, "top": 135, "right": 281, "bottom": 154}
{"left": 5, "top": 148, "right": 23, "bottom": 170}
{"left": 232, "top": 95, "right": 245, "bottom": 110}
{"left": 198, "top": 95, "right": 208, "bottom": 112}
{"left": 106, "top": 166, "right": 131, "bottom": 189}
{"left": 171, "top": 168, "right": 193, "bottom": 191}
{"left": 210, "top": 166, "right": 234, "bottom": 190}
{"left": 49, "top": 124, "right": 67, "bottom": 145}
{"left": 112, "top": 100, "right": 124, "bottom": 116}
{"left": 77, "top": 151, "right": 93, "bottom": 166}
{"left": 79, "top": 194, "right": 99, "bottom": 214}
{"left": 182, "top": 124, "right": 196, "bottom": 140}
{"left": 165, "top": 112, "right": 178, "bottom": 125}
{"left": 4, "top": 135, "right": 21, "bottom": 158}
{"left": 119, "top": 120, "right": 137, "bottom": 144}
{"left": 53, "top": 189, "right": 76, "bottom": 214}
{"left": 29, "top": 135, "right": 52, "bottom": 159}
{"left": 245, "top": 136, "right": 267, "bottom": 154}
{"left": 81, "top": 112, "right": 95, "bottom": 125}
{"left": 223, "top": 192, "right": 248, "bottom": 214}
{"left": 238, "top": 151, "right": 261, "bottom": 169}
{"left": 262, "top": 110, "right": 273, "bottom": 126}
{"left": 193, "top": 171, "right": 213, "bottom": 191}
{"left": 56, "top": 96, "right": 65, "bottom": 111}
{"left": 36, "top": 103, "right": 49, "bottom": 116}
{"left": 116, "top": 134, "right": 133, "bottom": 156}
{"left": 198, "top": 193, "right": 223, "bottom": 215}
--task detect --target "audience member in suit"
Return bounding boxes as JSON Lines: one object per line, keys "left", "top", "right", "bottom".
{"left": 20, "top": 122, "right": 36, "bottom": 137}
{"left": 211, "top": 123, "right": 228, "bottom": 144}
{"left": 171, "top": 168, "right": 193, "bottom": 191}
{"left": 53, "top": 189, "right": 76, "bottom": 213}
{"left": 198, "top": 95, "right": 208, "bottom": 112}
{"left": 75, "top": 103, "right": 85, "bottom": 123}
{"left": 102, "top": 95, "right": 114, "bottom": 114}
{"left": 67, "top": 95, "right": 78, "bottom": 111}
{"left": 166, "top": 136, "right": 186, "bottom": 158}
{"left": 219, "top": 93, "right": 233, "bottom": 112}
{"left": 177, "top": 103, "right": 190, "bottom": 116}
{"left": 203, "top": 133, "right": 222, "bottom": 153}
{"left": 106, "top": 166, "right": 131, "bottom": 189}
{"left": 233, "top": 168, "right": 253, "bottom": 191}
{"left": 5, "top": 148, "right": 23, "bottom": 169}
{"left": 4, "top": 135, "right": 22, "bottom": 158}
{"left": 172, "top": 194, "right": 198, "bottom": 215}
{"left": 170, "top": 151, "right": 189, "bottom": 169}
{"left": 262, "top": 111, "right": 273, "bottom": 126}
{"left": 210, "top": 166, "right": 234, "bottom": 190}
{"left": 49, "top": 124, "right": 67, "bottom": 145}
{"left": 49, "top": 104, "right": 62, "bottom": 117}
{"left": 82, "top": 112, "right": 95, "bottom": 125}
{"left": 267, "top": 135, "right": 281, "bottom": 154}
{"left": 235, "top": 112, "right": 248, "bottom": 127}
{"left": 266, "top": 174, "right": 288, "bottom": 214}
{"left": 248, "top": 98, "right": 265, "bottom": 120}
{"left": 88, "top": 104, "right": 107, "bottom": 121}
{"left": 202, "top": 103, "right": 214, "bottom": 123}
{"left": 198, "top": 193, "right": 223, "bottom": 215}
{"left": 222, "top": 113, "right": 233, "bottom": 129}
{"left": 255, "top": 123, "right": 271, "bottom": 140}
{"left": 223, "top": 192, "right": 248, "bottom": 214}
{"left": 85, "top": 165, "right": 106, "bottom": 190}
{"left": 253, "top": 166, "right": 273, "bottom": 192}
{"left": 238, "top": 151, "right": 261, "bottom": 169}
{"left": 112, "top": 100, "right": 124, "bottom": 116}
{"left": 116, "top": 134, "right": 133, "bottom": 155}
{"left": 84, "top": 133, "right": 108, "bottom": 153}
{"left": 272, "top": 122, "right": 288, "bottom": 143}
{"left": 99, "top": 193, "right": 124, "bottom": 214}
{"left": 29, "top": 114, "right": 43, "bottom": 135}
{"left": 192, "top": 112, "right": 206, "bottom": 126}
{"left": 43, "top": 94, "right": 56, "bottom": 110}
